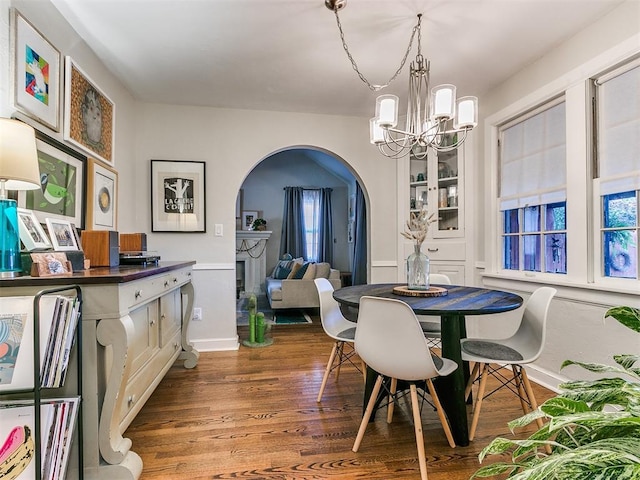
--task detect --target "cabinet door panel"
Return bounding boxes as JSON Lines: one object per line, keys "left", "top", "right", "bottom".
{"left": 159, "top": 289, "right": 181, "bottom": 347}
{"left": 128, "top": 301, "right": 159, "bottom": 374}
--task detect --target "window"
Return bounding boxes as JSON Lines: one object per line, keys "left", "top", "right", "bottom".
{"left": 302, "top": 189, "right": 320, "bottom": 262}
{"left": 594, "top": 61, "right": 639, "bottom": 280}
{"left": 499, "top": 100, "right": 567, "bottom": 274}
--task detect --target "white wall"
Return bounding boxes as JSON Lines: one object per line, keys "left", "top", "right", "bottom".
{"left": 469, "top": 0, "right": 640, "bottom": 389}
{"left": 135, "top": 103, "right": 398, "bottom": 350}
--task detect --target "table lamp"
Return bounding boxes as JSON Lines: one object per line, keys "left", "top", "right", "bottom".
{"left": 0, "top": 118, "right": 41, "bottom": 277}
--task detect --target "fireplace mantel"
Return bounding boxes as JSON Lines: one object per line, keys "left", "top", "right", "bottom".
{"left": 236, "top": 230, "right": 272, "bottom": 296}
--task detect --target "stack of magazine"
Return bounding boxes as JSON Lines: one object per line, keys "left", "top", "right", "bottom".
{"left": 0, "top": 397, "right": 80, "bottom": 480}
{"left": 40, "top": 296, "right": 81, "bottom": 388}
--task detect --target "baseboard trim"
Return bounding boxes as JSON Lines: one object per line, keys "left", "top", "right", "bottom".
{"left": 191, "top": 336, "right": 239, "bottom": 352}
{"left": 525, "top": 364, "right": 568, "bottom": 394}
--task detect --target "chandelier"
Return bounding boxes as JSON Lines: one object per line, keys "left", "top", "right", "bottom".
{"left": 326, "top": 0, "right": 478, "bottom": 159}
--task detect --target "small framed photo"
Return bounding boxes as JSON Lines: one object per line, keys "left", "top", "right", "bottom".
{"left": 86, "top": 158, "right": 118, "bottom": 230}
{"left": 30, "top": 251, "right": 71, "bottom": 277}
{"left": 242, "top": 211, "right": 258, "bottom": 231}
{"left": 45, "top": 218, "right": 79, "bottom": 251}
{"left": 64, "top": 56, "right": 115, "bottom": 165}
{"left": 151, "top": 160, "right": 206, "bottom": 232}
{"left": 10, "top": 8, "right": 61, "bottom": 131}
{"left": 17, "top": 208, "right": 52, "bottom": 251}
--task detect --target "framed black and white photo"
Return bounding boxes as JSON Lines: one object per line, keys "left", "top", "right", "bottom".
{"left": 17, "top": 208, "right": 52, "bottom": 251}
{"left": 11, "top": 8, "right": 61, "bottom": 131}
{"left": 86, "top": 158, "right": 118, "bottom": 230}
{"left": 151, "top": 160, "right": 206, "bottom": 232}
{"left": 18, "top": 133, "right": 85, "bottom": 228}
{"left": 45, "top": 218, "right": 79, "bottom": 251}
{"left": 241, "top": 211, "right": 258, "bottom": 231}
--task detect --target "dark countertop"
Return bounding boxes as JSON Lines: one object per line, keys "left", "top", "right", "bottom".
{"left": 0, "top": 261, "right": 196, "bottom": 287}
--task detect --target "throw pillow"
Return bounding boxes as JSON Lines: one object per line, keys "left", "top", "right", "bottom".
{"left": 287, "top": 262, "right": 303, "bottom": 279}
{"left": 314, "top": 262, "right": 331, "bottom": 279}
{"left": 273, "top": 259, "right": 295, "bottom": 279}
{"left": 293, "top": 262, "right": 311, "bottom": 279}
{"left": 302, "top": 262, "right": 317, "bottom": 279}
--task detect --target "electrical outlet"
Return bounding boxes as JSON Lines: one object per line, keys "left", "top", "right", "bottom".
{"left": 193, "top": 307, "right": 202, "bottom": 321}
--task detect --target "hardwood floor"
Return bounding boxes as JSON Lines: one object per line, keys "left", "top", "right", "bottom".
{"left": 126, "top": 319, "right": 555, "bottom": 480}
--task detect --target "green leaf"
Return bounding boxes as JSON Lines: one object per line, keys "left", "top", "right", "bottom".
{"left": 606, "top": 306, "right": 640, "bottom": 333}
{"left": 471, "top": 462, "right": 519, "bottom": 478}
{"left": 614, "top": 354, "right": 640, "bottom": 370}
{"left": 561, "top": 361, "right": 634, "bottom": 377}
{"left": 540, "top": 397, "right": 591, "bottom": 416}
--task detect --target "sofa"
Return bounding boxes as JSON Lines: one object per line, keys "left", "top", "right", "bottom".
{"left": 265, "top": 257, "right": 341, "bottom": 310}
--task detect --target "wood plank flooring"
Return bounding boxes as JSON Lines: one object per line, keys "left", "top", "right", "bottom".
{"left": 126, "top": 319, "right": 556, "bottom": 480}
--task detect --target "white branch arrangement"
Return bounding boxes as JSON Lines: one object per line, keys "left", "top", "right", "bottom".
{"left": 400, "top": 211, "right": 436, "bottom": 248}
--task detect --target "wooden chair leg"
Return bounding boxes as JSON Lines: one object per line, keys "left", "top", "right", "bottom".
{"left": 520, "top": 367, "right": 543, "bottom": 429}
{"left": 409, "top": 384, "right": 429, "bottom": 480}
{"left": 426, "top": 379, "right": 455, "bottom": 448}
{"left": 353, "top": 375, "right": 383, "bottom": 452}
{"left": 317, "top": 342, "right": 338, "bottom": 402}
{"left": 387, "top": 378, "right": 398, "bottom": 424}
{"left": 512, "top": 365, "right": 529, "bottom": 414}
{"left": 469, "top": 363, "right": 489, "bottom": 441}
{"left": 361, "top": 360, "right": 367, "bottom": 384}
{"left": 465, "top": 362, "right": 480, "bottom": 401}
{"left": 335, "top": 342, "right": 344, "bottom": 381}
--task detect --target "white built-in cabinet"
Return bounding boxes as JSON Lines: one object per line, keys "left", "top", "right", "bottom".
{"left": 404, "top": 143, "right": 467, "bottom": 285}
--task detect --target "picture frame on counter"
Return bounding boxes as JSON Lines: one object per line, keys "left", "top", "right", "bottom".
{"left": 45, "top": 218, "right": 80, "bottom": 251}
{"left": 17, "top": 207, "right": 52, "bottom": 251}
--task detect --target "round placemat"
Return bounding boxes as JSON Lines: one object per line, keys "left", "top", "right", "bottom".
{"left": 392, "top": 285, "right": 448, "bottom": 297}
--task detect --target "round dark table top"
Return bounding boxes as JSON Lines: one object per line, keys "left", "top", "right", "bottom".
{"left": 333, "top": 283, "right": 523, "bottom": 316}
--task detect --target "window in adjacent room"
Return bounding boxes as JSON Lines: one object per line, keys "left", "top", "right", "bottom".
{"left": 594, "top": 60, "right": 639, "bottom": 280}
{"left": 302, "top": 189, "right": 320, "bottom": 262}
{"left": 499, "top": 98, "right": 567, "bottom": 274}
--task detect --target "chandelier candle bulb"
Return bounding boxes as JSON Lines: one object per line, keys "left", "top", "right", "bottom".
{"left": 369, "top": 118, "right": 385, "bottom": 144}
{"left": 431, "top": 85, "right": 456, "bottom": 120}
{"left": 375, "top": 95, "right": 398, "bottom": 128}
{"left": 455, "top": 96, "right": 478, "bottom": 129}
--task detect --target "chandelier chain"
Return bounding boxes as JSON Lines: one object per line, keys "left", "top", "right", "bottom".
{"left": 332, "top": 8, "right": 422, "bottom": 92}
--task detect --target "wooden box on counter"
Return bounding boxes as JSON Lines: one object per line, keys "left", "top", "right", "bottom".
{"left": 120, "top": 232, "right": 147, "bottom": 252}
{"left": 81, "top": 230, "right": 119, "bottom": 267}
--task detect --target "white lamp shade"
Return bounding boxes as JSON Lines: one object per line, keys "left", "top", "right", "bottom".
{"left": 375, "top": 94, "right": 398, "bottom": 128}
{"left": 454, "top": 96, "right": 478, "bottom": 129}
{"left": 0, "top": 119, "right": 40, "bottom": 190}
{"left": 370, "top": 117, "right": 385, "bottom": 144}
{"left": 431, "top": 84, "right": 456, "bottom": 120}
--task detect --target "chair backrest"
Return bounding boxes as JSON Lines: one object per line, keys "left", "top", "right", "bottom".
{"left": 314, "top": 278, "right": 349, "bottom": 339}
{"left": 430, "top": 273, "right": 452, "bottom": 285}
{"left": 354, "top": 296, "right": 443, "bottom": 381}
{"left": 509, "top": 286, "right": 557, "bottom": 363}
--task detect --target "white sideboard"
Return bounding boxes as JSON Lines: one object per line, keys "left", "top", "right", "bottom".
{"left": 0, "top": 261, "right": 199, "bottom": 480}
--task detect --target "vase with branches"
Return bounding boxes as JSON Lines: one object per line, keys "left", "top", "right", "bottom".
{"left": 401, "top": 211, "right": 436, "bottom": 290}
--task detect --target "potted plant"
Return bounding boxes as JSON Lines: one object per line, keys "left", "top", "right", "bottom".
{"left": 472, "top": 305, "right": 640, "bottom": 479}
{"left": 250, "top": 218, "right": 267, "bottom": 231}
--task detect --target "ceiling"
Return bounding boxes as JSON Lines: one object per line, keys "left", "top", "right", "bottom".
{"left": 50, "top": 0, "right": 625, "bottom": 119}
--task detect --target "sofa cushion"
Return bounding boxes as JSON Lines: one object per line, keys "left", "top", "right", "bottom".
{"left": 273, "top": 257, "right": 303, "bottom": 279}
{"left": 292, "top": 262, "right": 311, "bottom": 279}
{"left": 315, "top": 262, "right": 331, "bottom": 279}
{"left": 302, "top": 262, "right": 317, "bottom": 279}
{"left": 287, "top": 262, "right": 303, "bottom": 279}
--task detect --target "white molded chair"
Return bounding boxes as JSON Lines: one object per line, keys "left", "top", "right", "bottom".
{"left": 461, "top": 286, "right": 557, "bottom": 441}
{"left": 418, "top": 273, "right": 452, "bottom": 347}
{"left": 314, "top": 278, "right": 364, "bottom": 402}
{"left": 352, "top": 296, "right": 457, "bottom": 480}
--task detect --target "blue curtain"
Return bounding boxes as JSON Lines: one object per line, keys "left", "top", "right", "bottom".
{"left": 351, "top": 183, "right": 367, "bottom": 285}
{"left": 279, "top": 187, "right": 306, "bottom": 259}
{"left": 318, "top": 188, "right": 333, "bottom": 264}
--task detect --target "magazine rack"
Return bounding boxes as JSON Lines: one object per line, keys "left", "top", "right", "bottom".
{"left": 0, "top": 285, "right": 83, "bottom": 480}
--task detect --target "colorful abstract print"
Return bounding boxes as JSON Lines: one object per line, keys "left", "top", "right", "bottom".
{"left": 24, "top": 45, "right": 49, "bottom": 105}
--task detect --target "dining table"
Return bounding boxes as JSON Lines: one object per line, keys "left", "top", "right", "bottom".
{"left": 333, "top": 282, "right": 524, "bottom": 447}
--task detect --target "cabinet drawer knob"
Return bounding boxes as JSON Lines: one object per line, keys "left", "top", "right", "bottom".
{"left": 173, "top": 277, "right": 178, "bottom": 283}
{"left": 427, "top": 248, "right": 439, "bottom": 252}
{"left": 164, "top": 281, "right": 169, "bottom": 287}
{"left": 135, "top": 290, "right": 142, "bottom": 299}
{"left": 128, "top": 395, "right": 135, "bottom": 407}
{"left": 174, "top": 342, "right": 180, "bottom": 350}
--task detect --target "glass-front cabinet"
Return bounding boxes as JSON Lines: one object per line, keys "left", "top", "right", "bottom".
{"left": 409, "top": 145, "right": 464, "bottom": 238}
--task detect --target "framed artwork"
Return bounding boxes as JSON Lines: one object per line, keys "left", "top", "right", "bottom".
{"left": 45, "top": 218, "right": 79, "bottom": 251}
{"left": 17, "top": 208, "right": 52, "bottom": 251}
{"left": 64, "top": 56, "right": 115, "bottom": 165}
{"left": 347, "top": 220, "right": 354, "bottom": 243}
{"left": 10, "top": 8, "right": 61, "bottom": 132}
{"left": 349, "top": 194, "right": 356, "bottom": 220}
{"left": 151, "top": 160, "right": 206, "bottom": 232}
{"left": 18, "top": 133, "right": 85, "bottom": 228}
{"left": 242, "top": 211, "right": 258, "bottom": 231}
{"left": 86, "top": 158, "right": 118, "bottom": 230}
